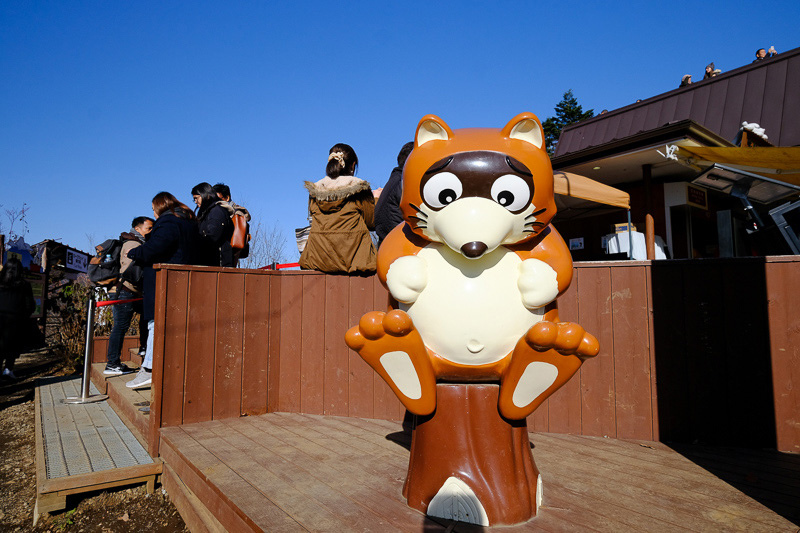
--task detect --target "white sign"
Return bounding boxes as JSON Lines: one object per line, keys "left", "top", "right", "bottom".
{"left": 569, "top": 237, "right": 584, "bottom": 251}
{"left": 66, "top": 249, "right": 88, "bottom": 272}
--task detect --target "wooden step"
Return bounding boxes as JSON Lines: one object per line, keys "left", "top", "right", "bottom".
{"left": 91, "top": 363, "right": 151, "bottom": 451}
{"left": 128, "top": 347, "right": 144, "bottom": 366}
{"left": 162, "top": 464, "right": 226, "bottom": 533}
{"left": 159, "top": 428, "right": 262, "bottom": 532}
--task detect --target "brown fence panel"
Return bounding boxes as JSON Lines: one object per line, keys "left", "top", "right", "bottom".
{"left": 267, "top": 274, "right": 282, "bottom": 413}
{"left": 278, "top": 275, "right": 303, "bottom": 413}
{"left": 301, "top": 275, "right": 326, "bottom": 415}
{"left": 577, "top": 265, "right": 617, "bottom": 438}
{"left": 644, "top": 267, "right": 659, "bottom": 442}
{"left": 183, "top": 271, "right": 218, "bottom": 424}
{"left": 766, "top": 258, "right": 800, "bottom": 453}
{"left": 160, "top": 270, "right": 189, "bottom": 428}
{"left": 547, "top": 277, "right": 582, "bottom": 435}
{"left": 213, "top": 272, "right": 245, "bottom": 420}
{"left": 650, "top": 258, "right": 777, "bottom": 448}
{"left": 347, "top": 276, "right": 375, "bottom": 419}
{"left": 241, "top": 273, "right": 270, "bottom": 416}
{"left": 147, "top": 259, "right": 800, "bottom": 452}
{"left": 720, "top": 262, "right": 775, "bottom": 446}
{"left": 611, "top": 264, "right": 654, "bottom": 441}
{"left": 649, "top": 261, "right": 689, "bottom": 442}
{"left": 323, "top": 275, "right": 350, "bottom": 416}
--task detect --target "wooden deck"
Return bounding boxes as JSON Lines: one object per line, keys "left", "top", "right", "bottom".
{"left": 159, "top": 413, "right": 799, "bottom": 532}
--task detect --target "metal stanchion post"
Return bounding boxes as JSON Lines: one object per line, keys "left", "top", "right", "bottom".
{"left": 62, "top": 289, "right": 108, "bottom": 404}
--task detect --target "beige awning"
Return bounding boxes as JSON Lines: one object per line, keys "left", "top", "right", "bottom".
{"left": 553, "top": 171, "right": 630, "bottom": 209}
{"left": 676, "top": 146, "right": 800, "bottom": 186}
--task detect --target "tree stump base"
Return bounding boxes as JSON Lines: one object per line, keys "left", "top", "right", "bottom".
{"left": 403, "top": 383, "right": 540, "bottom": 526}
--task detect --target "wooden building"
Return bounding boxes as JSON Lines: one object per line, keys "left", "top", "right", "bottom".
{"left": 551, "top": 46, "right": 800, "bottom": 260}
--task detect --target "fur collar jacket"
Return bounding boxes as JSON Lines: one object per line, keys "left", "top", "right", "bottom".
{"left": 299, "top": 175, "right": 376, "bottom": 274}
{"left": 304, "top": 175, "right": 372, "bottom": 202}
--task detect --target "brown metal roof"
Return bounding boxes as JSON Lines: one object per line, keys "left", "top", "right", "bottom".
{"left": 554, "top": 46, "right": 800, "bottom": 158}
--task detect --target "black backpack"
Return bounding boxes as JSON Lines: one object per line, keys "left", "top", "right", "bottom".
{"left": 87, "top": 239, "right": 123, "bottom": 286}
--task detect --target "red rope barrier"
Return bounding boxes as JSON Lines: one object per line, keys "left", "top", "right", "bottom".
{"left": 259, "top": 262, "right": 301, "bottom": 270}
{"left": 96, "top": 298, "right": 142, "bottom": 308}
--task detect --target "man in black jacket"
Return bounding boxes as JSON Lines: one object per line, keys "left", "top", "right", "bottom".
{"left": 374, "top": 142, "right": 414, "bottom": 247}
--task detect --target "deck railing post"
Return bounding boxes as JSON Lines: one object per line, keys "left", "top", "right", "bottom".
{"left": 62, "top": 288, "right": 108, "bottom": 404}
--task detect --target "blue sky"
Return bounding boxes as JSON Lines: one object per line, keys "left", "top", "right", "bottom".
{"left": 1, "top": 1, "right": 798, "bottom": 262}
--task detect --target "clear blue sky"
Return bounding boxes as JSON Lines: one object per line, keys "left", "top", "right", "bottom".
{"left": 2, "top": 1, "right": 798, "bottom": 261}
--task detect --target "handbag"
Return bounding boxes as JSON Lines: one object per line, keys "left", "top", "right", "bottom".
{"left": 231, "top": 213, "right": 250, "bottom": 250}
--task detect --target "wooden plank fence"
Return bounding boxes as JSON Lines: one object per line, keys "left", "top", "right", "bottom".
{"left": 141, "top": 257, "right": 800, "bottom": 456}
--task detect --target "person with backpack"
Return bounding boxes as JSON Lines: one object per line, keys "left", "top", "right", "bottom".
{"left": 191, "top": 182, "right": 235, "bottom": 267}
{"left": 125, "top": 192, "right": 200, "bottom": 390}
{"left": 213, "top": 182, "right": 251, "bottom": 266}
{"left": 103, "top": 216, "right": 153, "bottom": 375}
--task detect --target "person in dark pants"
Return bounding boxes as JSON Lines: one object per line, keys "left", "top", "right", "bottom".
{"left": 0, "top": 258, "right": 35, "bottom": 379}
{"left": 125, "top": 192, "right": 200, "bottom": 390}
{"left": 374, "top": 141, "right": 414, "bottom": 247}
{"left": 104, "top": 216, "right": 154, "bottom": 375}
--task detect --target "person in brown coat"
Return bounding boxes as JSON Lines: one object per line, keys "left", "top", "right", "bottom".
{"left": 299, "top": 143, "right": 377, "bottom": 274}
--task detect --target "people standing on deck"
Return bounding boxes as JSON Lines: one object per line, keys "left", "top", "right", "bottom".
{"left": 126, "top": 192, "right": 200, "bottom": 390}
{"left": 192, "top": 182, "right": 235, "bottom": 267}
{"left": 299, "top": 143, "right": 378, "bottom": 274}
{"left": 103, "top": 216, "right": 153, "bottom": 375}
{"left": 0, "top": 258, "right": 35, "bottom": 380}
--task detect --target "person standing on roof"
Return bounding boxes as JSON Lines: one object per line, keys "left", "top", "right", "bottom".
{"left": 703, "top": 62, "right": 721, "bottom": 79}
{"left": 103, "top": 216, "right": 153, "bottom": 376}
{"left": 753, "top": 46, "right": 778, "bottom": 61}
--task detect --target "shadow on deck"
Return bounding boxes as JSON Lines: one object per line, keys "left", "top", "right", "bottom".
{"left": 157, "top": 412, "right": 798, "bottom": 532}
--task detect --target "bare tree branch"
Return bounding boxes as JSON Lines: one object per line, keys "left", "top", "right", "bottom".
{"left": 239, "top": 220, "right": 289, "bottom": 269}
{"left": 0, "top": 203, "right": 30, "bottom": 243}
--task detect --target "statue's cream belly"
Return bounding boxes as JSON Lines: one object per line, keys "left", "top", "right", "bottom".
{"left": 400, "top": 244, "right": 544, "bottom": 366}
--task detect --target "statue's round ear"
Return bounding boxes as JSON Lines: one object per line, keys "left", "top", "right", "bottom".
{"left": 415, "top": 115, "right": 453, "bottom": 147}
{"left": 502, "top": 112, "right": 544, "bottom": 149}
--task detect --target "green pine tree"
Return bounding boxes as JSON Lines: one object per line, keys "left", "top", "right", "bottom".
{"left": 543, "top": 90, "right": 594, "bottom": 156}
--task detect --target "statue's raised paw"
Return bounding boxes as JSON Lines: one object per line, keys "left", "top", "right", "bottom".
{"left": 526, "top": 321, "right": 599, "bottom": 359}
{"left": 497, "top": 321, "right": 598, "bottom": 420}
{"left": 345, "top": 310, "right": 437, "bottom": 415}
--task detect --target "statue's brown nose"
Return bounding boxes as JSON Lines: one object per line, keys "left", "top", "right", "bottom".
{"left": 461, "top": 241, "right": 488, "bottom": 258}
